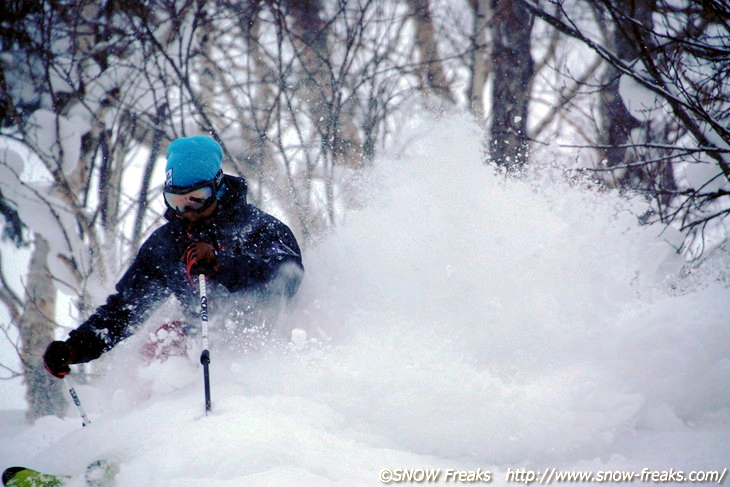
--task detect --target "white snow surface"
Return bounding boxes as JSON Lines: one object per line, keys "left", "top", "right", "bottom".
{"left": 1, "top": 116, "right": 729, "bottom": 485}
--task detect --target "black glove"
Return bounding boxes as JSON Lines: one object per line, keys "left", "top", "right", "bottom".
{"left": 43, "top": 341, "right": 76, "bottom": 379}
{"left": 183, "top": 241, "right": 220, "bottom": 280}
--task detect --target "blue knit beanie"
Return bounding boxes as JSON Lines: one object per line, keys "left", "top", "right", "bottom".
{"left": 165, "top": 136, "right": 223, "bottom": 188}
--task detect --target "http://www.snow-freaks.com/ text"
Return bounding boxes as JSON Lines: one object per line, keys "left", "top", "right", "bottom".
{"left": 377, "top": 467, "right": 728, "bottom": 484}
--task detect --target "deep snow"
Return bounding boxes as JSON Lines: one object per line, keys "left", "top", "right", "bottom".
{"left": 1, "top": 116, "right": 728, "bottom": 486}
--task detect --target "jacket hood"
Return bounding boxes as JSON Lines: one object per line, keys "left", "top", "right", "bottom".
{"left": 217, "top": 175, "right": 248, "bottom": 216}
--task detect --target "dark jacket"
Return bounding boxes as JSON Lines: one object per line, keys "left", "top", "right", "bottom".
{"left": 66, "top": 175, "right": 303, "bottom": 363}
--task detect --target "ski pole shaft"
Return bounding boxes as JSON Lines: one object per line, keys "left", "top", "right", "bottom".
{"left": 199, "top": 274, "right": 211, "bottom": 415}
{"left": 64, "top": 376, "right": 91, "bottom": 427}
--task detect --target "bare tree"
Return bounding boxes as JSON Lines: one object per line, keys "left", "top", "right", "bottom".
{"left": 468, "top": 0, "right": 491, "bottom": 117}
{"left": 0, "top": 0, "right": 431, "bottom": 418}
{"left": 596, "top": 0, "right": 646, "bottom": 170}
{"left": 8, "top": 0, "right": 725, "bottom": 421}
{"left": 489, "top": 0, "right": 535, "bottom": 169}
{"left": 0, "top": 0, "right": 165, "bottom": 417}
{"left": 406, "top": 0, "right": 457, "bottom": 104}
{"left": 589, "top": 0, "right": 679, "bottom": 210}
{"left": 19, "top": 234, "right": 67, "bottom": 421}
{"left": 518, "top": 0, "right": 730, "bottom": 253}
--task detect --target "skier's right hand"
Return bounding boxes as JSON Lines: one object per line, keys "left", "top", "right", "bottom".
{"left": 183, "top": 241, "right": 220, "bottom": 279}
{"left": 43, "top": 341, "right": 76, "bottom": 379}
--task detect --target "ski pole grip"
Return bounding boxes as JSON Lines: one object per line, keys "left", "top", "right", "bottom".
{"left": 200, "top": 349, "right": 210, "bottom": 365}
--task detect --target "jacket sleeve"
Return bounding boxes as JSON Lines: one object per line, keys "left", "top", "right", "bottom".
{"left": 66, "top": 239, "right": 172, "bottom": 363}
{"left": 216, "top": 215, "right": 304, "bottom": 297}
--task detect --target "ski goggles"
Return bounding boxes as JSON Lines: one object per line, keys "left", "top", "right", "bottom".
{"left": 164, "top": 171, "right": 223, "bottom": 215}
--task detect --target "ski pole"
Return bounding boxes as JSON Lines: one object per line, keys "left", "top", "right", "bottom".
{"left": 64, "top": 376, "right": 91, "bottom": 427}
{"left": 198, "top": 273, "right": 212, "bottom": 415}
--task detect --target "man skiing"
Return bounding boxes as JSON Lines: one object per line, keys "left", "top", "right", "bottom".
{"left": 43, "top": 136, "right": 304, "bottom": 378}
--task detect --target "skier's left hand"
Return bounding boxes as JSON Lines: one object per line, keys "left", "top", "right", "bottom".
{"left": 183, "top": 241, "right": 220, "bottom": 279}
{"left": 43, "top": 341, "right": 76, "bottom": 378}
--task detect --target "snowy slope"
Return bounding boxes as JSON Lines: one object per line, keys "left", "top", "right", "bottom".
{"left": 1, "top": 116, "right": 728, "bottom": 486}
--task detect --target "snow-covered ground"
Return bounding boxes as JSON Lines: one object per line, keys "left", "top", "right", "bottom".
{"left": 1, "top": 116, "right": 728, "bottom": 486}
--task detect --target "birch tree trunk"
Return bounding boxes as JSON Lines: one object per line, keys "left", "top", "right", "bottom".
{"left": 406, "top": 0, "right": 456, "bottom": 104}
{"left": 19, "top": 234, "right": 67, "bottom": 422}
{"left": 468, "top": 0, "right": 491, "bottom": 117}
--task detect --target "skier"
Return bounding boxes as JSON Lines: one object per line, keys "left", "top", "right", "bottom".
{"left": 42, "top": 136, "right": 304, "bottom": 378}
